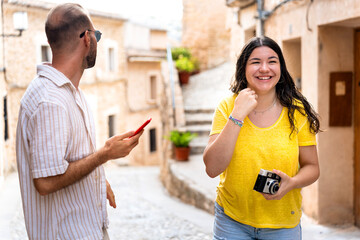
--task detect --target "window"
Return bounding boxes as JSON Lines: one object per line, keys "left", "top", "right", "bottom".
{"left": 3, "top": 96, "right": 8, "bottom": 141}
{"left": 149, "top": 75, "right": 157, "bottom": 101}
{"left": 41, "top": 45, "right": 51, "bottom": 62}
{"left": 108, "top": 115, "right": 115, "bottom": 138}
{"left": 149, "top": 128, "right": 156, "bottom": 152}
{"left": 103, "top": 40, "right": 118, "bottom": 73}
{"left": 108, "top": 47, "right": 115, "bottom": 72}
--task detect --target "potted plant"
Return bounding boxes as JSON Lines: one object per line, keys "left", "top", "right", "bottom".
{"left": 190, "top": 57, "right": 200, "bottom": 75}
{"left": 167, "top": 130, "right": 197, "bottom": 161}
{"left": 171, "top": 47, "right": 200, "bottom": 85}
{"left": 171, "top": 47, "right": 192, "bottom": 61}
{"left": 175, "top": 56, "right": 195, "bottom": 85}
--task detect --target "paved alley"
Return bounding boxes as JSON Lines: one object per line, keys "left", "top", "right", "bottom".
{"left": 0, "top": 165, "right": 213, "bottom": 240}
{"left": 105, "top": 165, "right": 213, "bottom": 239}
{"left": 2, "top": 164, "right": 360, "bottom": 239}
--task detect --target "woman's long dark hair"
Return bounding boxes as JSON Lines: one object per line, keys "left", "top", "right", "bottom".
{"left": 231, "top": 36, "right": 320, "bottom": 136}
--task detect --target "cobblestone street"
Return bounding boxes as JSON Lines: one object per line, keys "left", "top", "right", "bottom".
{"left": 0, "top": 165, "right": 213, "bottom": 240}
{"left": 3, "top": 163, "right": 360, "bottom": 240}
{"left": 105, "top": 165, "right": 213, "bottom": 239}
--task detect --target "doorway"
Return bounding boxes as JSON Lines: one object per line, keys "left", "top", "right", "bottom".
{"left": 282, "top": 38, "right": 302, "bottom": 90}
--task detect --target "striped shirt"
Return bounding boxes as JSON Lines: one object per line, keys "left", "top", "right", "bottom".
{"left": 16, "top": 64, "right": 108, "bottom": 240}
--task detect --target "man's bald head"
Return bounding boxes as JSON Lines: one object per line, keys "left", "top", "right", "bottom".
{"left": 45, "top": 3, "right": 91, "bottom": 51}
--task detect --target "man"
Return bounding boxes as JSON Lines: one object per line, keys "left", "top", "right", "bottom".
{"left": 16, "top": 3, "right": 142, "bottom": 239}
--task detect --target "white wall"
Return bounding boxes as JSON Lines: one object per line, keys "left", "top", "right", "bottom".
{"left": 124, "top": 22, "right": 150, "bottom": 50}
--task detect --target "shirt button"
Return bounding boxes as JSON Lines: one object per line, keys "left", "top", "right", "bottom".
{"left": 94, "top": 175, "right": 99, "bottom": 180}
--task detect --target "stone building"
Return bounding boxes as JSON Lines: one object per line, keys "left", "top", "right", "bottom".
{"left": 0, "top": 0, "right": 173, "bottom": 184}
{"left": 196, "top": 0, "right": 360, "bottom": 227}
{"left": 182, "top": 0, "right": 232, "bottom": 70}
{"left": 123, "top": 22, "right": 170, "bottom": 165}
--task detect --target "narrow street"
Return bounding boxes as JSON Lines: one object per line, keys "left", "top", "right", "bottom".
{"left": 0, "top": 165, "right": 213, "bottom": 240}
{"left": 3, "top": 161, "right": 360, "bottom": 239}
{"left": 105, "top": 165, "right": 213, "bottom": 239}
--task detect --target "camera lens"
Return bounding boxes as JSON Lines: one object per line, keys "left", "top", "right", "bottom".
{"left": 273, "top": 184, "right": 279, "bottom": 193}
{"left": 269, "top": 181, "right": 279, "bottom": 194}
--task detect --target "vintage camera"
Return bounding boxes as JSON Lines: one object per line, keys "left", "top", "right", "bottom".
{"left": 253, "top": 169, "right": 281, "bottom": 195}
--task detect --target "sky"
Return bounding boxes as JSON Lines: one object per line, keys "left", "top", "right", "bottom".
{"left": 45, "top": 0, "right": 183, "bottom": 40}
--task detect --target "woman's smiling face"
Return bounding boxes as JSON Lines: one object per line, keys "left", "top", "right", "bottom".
{"left": 245, "top": 46, "right": 281, "bottom": 94}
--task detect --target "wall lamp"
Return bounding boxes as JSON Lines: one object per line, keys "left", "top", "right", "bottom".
{"left": 2, "top": 11, "right": 28, "bottom": 37}
{"left": 1, "top": 12, "right": 28, "bottom": 74}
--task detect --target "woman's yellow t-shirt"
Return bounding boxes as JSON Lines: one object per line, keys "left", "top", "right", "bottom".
{"left": 211, "top": 94, "right": 316, "bottom": 229}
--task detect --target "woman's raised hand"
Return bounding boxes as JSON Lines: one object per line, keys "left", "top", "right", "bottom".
{"left": 231, "top": 88, "right": 258, "bottom": 120}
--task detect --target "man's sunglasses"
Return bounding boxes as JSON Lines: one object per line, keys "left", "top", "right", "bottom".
{"left": 79, "top": 29, "right": 102, "bottom": 42}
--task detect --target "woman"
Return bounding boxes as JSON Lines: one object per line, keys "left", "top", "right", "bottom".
{"left": 203, "top": 36, "right": 320, "bottom": 240}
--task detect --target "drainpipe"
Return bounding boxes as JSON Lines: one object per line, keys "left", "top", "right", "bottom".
{"left": 256, "top": 0, "right": 265, "bottom": 37}
{"left": 255, "top": 0, "right": 301, "bottom": 37}
{"left": 166, "top": 44, "right": 176, "bottom": 126}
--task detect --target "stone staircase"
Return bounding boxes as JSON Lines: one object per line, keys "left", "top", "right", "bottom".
{"left": 185, "top": 108, "right": 213, "bottom": 155}
{"left": 181, "top": 62, "right": 234, "bottom": 156}
{"left": 161, "top": 62, "right": 233, "bottom": 215}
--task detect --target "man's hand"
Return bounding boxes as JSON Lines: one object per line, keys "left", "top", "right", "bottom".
{"left": 261, "top": 169, "right": 293, "bottom": 200}
{"left": 102, "top": 130, "right": 143, "bottom": 161}
{"left": 106, "top": 180, "right": 116, "bottom": 208}
{"left": 33, "top": 130, "right": 143, "bottom": 196}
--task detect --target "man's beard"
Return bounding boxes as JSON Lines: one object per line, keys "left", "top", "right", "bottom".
{"left": 85, "top": 38, "right": 97, "bottom": 69}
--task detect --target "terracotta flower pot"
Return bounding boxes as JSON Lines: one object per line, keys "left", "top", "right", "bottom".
{"left": 178, "top": 71, "right": 191, "bottom": 85}
{"left": 174, "top": 146, "right": 190, "bottom": 161}
{"left": 191, "top": 70, "right": 200, "bottom": 76}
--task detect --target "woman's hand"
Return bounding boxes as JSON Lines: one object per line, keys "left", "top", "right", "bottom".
{"left": 106, "top": 180, "right": 116, "bottom": 208}
{"left": 261, "top": 146, "right": 320, "bottom": 200}
{"left": 261, "top": 169, "right": 294, "bottom": 201}
{"left": 231, "top": 88, "right": 258, "bottom": 120}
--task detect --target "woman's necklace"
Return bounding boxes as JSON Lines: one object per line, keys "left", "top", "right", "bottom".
{"left": 253, "top": 98, "right": 277, "bottom": 115}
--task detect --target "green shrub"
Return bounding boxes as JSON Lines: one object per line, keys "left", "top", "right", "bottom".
{"left": 167, "top": 130, "right": 197, "bottom": 148}
{"left": 171, "top": 47, "right": 192, "bottom": 61}
{"left": 175, "top": 56, "right": 195, "bottom": 73}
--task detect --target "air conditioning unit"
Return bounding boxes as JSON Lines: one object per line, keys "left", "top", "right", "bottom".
{"left": 226, "top": 0, "right": 255, "bottom": 8}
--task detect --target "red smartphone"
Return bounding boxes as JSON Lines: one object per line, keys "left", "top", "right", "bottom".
{"left": 130, "top": 118, "right": 152, "bottom": 138}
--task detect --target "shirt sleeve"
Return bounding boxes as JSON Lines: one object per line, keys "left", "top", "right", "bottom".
{"left": 210, "top": 98, "right": 231, "bottom": 136}
{"left": 297, "top": 114, "right": 317, "bottom": 146}
{"left": 27, "top": 102, "right": 70, "bottom": 178}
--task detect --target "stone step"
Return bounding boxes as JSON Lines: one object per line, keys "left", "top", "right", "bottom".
{"left": 185, "top": 124, "right": 211, "bottom": 136}
{"left": 185, "top": 112, "right": 213, "bottom": 125}
{"left": 190, "top": 135, "right": 209, "bottom": 155}
{"left": 190, "top": 135, "right": 209, "bottom": 147}
{"left": 190, "top": 146, "right": 205, "bottom": 155}
{"left": 184, "top": 107, "right": 215, "bottom": 114}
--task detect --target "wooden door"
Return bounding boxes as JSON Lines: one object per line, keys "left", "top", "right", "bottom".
{"left": 354, "top": 28, "right": 360, "bottom": 226}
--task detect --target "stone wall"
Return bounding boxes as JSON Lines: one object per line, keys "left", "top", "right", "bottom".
{"left": 150, "top": 30, "right": 168, "bottom": 50}
{"left": 161, "top": 159, "right": 215, "bottom": 215}
{"left": 2, "top": 3, "right": 49, "bottom": 177}
{"left": 182, "top": 0, "right": 231, "bottom": 70}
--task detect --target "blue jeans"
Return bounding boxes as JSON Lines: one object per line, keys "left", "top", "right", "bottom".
{"left": 213, "top": 202, "right": 301, "bottom": 240}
